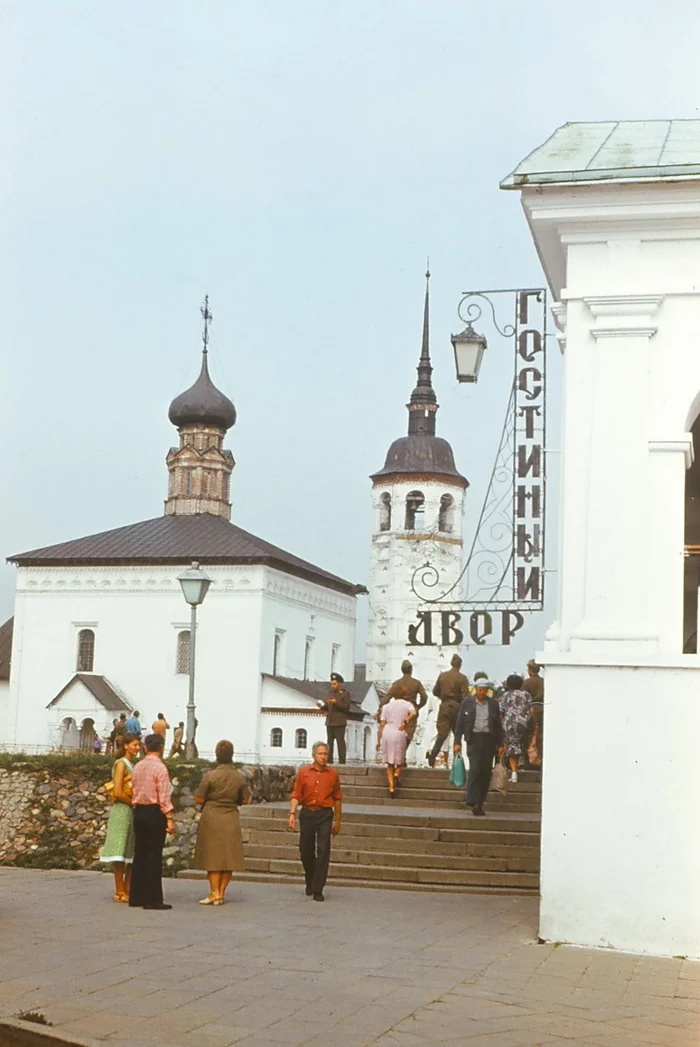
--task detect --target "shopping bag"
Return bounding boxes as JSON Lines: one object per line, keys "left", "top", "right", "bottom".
{"left": 490, "top": 759, "right": 508, "bottom": 794}
{"left": 449, "top": 754, "right": 466, "bottom": 788}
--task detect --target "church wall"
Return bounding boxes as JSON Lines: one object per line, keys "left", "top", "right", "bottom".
{"left": 4, "top": 563, "right": 357, "bottom": 764}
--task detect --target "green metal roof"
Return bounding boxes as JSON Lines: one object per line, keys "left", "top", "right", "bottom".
{"left": 501, "top": 120, "right": 700, "bottom": 189}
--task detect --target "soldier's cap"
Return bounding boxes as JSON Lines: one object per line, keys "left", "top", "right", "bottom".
{"left": 474, "top": 671, "right": 488, "bottom": 681}
{"left": 330, "top": 672, "right": 344, "bottom": 684}
{"left": 450, "top": 653, "right": 462, "bottom": 667}
{"left": 527, "top": 658, "right": 542, "bottom": 671}
{"left": 475, "top": 679, "right": 493, "bottom": 689}
{"left": 401, "top": 659, "right": 412, "bottom": 674}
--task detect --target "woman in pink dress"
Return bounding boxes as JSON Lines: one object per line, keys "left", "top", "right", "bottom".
{"left": 377, "top": 697, "right": 417, "bottom": 797}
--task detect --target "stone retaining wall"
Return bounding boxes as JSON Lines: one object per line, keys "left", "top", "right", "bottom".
{"left": 0, "top": 758, "right": 297, "bottom": 874}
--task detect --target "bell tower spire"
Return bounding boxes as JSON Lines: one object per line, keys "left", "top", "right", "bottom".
{"left": 407, "top": 266, "right": 438, "bottom": 437}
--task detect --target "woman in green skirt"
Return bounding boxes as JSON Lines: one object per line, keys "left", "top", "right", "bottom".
{"left": 100, "top": 733, "right": 140, "bottom": 902}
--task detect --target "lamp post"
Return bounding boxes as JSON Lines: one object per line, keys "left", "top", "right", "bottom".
{"left": 177, "top": 561, "right": 212, "bottom": 760}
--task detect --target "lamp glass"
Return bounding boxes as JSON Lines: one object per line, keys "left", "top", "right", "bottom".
{"left": 451, "top": 329, "right": 487, "bottom": 383}
{"left": 177, "top": 563, "right": 213, "bottom": 606}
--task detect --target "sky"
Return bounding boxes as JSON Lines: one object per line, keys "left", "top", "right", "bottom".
{"left": 3, "top": 0, "right": 700, "bottom": 675}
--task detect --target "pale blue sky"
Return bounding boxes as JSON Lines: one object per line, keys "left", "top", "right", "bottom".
{"left": 3, "top": 0, "right": 699, "bottom": 672}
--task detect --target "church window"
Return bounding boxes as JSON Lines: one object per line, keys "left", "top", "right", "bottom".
{"left": 303, "top": 636, "right": 314, "bottom": 679}
{"left": 295, "top": 728, "right": 307, "bottom": 749}
{"left": 222, "top": 472, "right": 230, "bottom": 503}
{"left": 273, "top": 630, "right": 285, "bottom": 675}
{"left": 379, "top": 492, "right": 391, "bottom": 531}
{"left": 331, "top": 643, "right": 340, "bottom": 673}
{"left": 270, "top": 728, "right": 283, "bottom": 747}
{"left": 439, "top": 493, "right": 455, "bottom": 533}
{"left": 184, "top": 471, "right": 192, "bottom": 496}
{"left": 201, "top": 470, "right": 209, "bottom": 495}
{"left": 76, "top": 629, "right": 95, "bottom": 672}
{"left": 176, "top": 631, "right": 190, "bottom": 674}
{"left": 405, "top": 491, "right": 425, "bottom": 530}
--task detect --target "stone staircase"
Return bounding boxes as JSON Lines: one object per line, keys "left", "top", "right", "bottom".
{"left": 235, "top": 765, "right": 542, "bottom": 895}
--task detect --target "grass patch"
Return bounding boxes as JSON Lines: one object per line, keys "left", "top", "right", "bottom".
{"left": 16, "top": 1011, "right": 52, "bottom": 1026}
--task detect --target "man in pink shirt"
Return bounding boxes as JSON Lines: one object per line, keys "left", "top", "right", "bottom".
{"left": 128, "top": 733, "right": 176, "bottom": 910}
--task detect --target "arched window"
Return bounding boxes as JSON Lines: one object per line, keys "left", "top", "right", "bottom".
{"left": 295, "top": 728, "right": 308, "bottom": 749}
{"left": 176, "top": 631, "right": 190, "bottom": 674}
{"left": 379, "top": 492, "right": 391, "bottom": 531}
{"left": 405, "top": 491, "right": 425, "bottom": 530}
{"left": 270, "top": 728, "right": 283, "bottom": 748}
{"left": 439, "top": 493, "right": 455, "bottom": 533}
{"left": 76, "top": 629, "right": 95, "bottom": 672}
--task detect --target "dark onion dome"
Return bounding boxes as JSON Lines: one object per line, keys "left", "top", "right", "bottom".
{"left": 168, "top": 353, "right": 236, "bottom": 431}
{"left": 371, "top": 434, "right": 467, "bottom": 486}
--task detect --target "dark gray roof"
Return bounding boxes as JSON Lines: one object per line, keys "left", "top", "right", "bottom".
{"left": 0, "top": 617, "right": 12, "bottom": 680}
{"left": 169, "top": 352, "right": 236, "bottom": 431}
{"left": 47, "top": 674, "right": 132, "bottom": 713}
{"left": 262, "top": 675, "right": 375, "bottom": 720}
{"left": 371, "top": 434, "right": 468, "bottom": 485}
{"left": 8, "top": 514, "right": 361, "bottom": 596}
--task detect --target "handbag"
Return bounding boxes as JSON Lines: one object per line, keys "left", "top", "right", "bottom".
{"left": 490, "top": 759, "right": 508, "bottom": 794}
{"left": 449, "top": 754, "right": 466, "bottom": 789}
{"left": 527, "top": 729, "right": 541, "bottom": 766}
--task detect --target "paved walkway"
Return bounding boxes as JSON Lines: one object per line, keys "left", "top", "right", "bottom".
{"left": 0, "top": 868, "right": 698, "bottom": 1047}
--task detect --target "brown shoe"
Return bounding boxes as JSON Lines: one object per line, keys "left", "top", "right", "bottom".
{"left": 472, "top": 805, "right": 486, "bottom": 817}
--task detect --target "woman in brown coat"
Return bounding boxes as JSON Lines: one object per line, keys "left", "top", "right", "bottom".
{"left": 194, "top": 740, "right": 250, "bottom": 905}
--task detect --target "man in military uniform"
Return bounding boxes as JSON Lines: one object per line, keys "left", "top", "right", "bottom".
{"left": 523, "top": 658, "right": 544, "bottom": 764}
{"left": 381, "top": 660, "right": 427, "bottom": 755}
{"left": 318, "top": 673, "right": 352, "bottom": 764}
{"left": 426, "top": 653, "right": 470, "bottom": 767}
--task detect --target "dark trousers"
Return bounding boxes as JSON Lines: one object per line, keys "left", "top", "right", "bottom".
{"left": 299, "top": 807, "right": 333, "bottom": 894}
{"left": 129, "top": 805, "right": 166, "bottom": 908}
{"left": 465, "top": 733, "right": 497, "bottom": 808}
{"left": 326, "top": 725, "right": 347, "bottom": 764}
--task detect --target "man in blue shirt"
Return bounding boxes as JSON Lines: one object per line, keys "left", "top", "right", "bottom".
{"left": 125, "top": 710, "right": 142, "bottom": 739}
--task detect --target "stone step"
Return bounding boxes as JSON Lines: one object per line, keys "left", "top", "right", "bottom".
{"left": 178, "top": 869, "right": 537, "bottom": 897}
{"left": 243, "top": 842, "right": 540, "bottom": 873}
{"left": 243, "top": 827, "right": 540, "bottom": 858}
{"left": 242, "top": 856, "right": 539, "bottom": 890}
{"left": 339, "top": 767, "right": 542, "bottom": 786}
{"left": 341, "top": 783, "right": 541, "bottom": 802}
{"left": 242, "top": 804, "right": 541, "bottom": 833}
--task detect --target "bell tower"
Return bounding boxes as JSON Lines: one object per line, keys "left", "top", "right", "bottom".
{"left": 164, "top": 298, "right": 236, "bottom": 520}
{"left": 366, "top": 272, "right": 468, "bottom": 731}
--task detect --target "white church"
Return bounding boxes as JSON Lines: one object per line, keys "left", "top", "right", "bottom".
{"left": 0, "top": 283, "right": 467, "bottom": 763}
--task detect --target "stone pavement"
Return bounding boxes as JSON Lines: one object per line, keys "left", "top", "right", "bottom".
{"left": 0, "top": 868, "right": 698, "bottom": 1047}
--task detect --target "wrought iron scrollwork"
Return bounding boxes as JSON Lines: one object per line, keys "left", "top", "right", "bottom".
{"left": 457, "top": 292, "right": 516, "bottom": 339}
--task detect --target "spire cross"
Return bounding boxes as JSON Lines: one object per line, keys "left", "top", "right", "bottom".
{"left": 200, "top": 295, "right": 213, "bottom": 354}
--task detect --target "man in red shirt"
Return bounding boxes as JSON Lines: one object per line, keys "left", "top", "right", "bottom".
{"left": 288, "top": 742, "right": 342, "bottom": 902}
{"left": 129, "top": 733, "right": 176, "bottom": 910}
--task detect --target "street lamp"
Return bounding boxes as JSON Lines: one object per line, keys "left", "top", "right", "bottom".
{"left": 451, "top": 324, "right": 488, "bottom": 383}
{"left": 177, "top": 561, "right": 212, "bottom": 760}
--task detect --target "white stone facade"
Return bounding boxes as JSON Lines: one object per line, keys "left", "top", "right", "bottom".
{"left": 3, "top": 563, "right": 357, "bottom": 762}
{"left": 366, "top": 477, "right": 466, "bottom": 761}
{"left": 511, "top": 140, "right": 700, "bottom": 957}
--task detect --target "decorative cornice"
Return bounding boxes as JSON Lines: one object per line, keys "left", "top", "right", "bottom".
{"left": 590, "top": 326, "right": 658, "bottom": 340}
{"left": 649, "top": 436, "right": 694, "bottom": 469}
{"left": 550, "top": 301, "right": 567, "bottom": 353}
{"left": 371, "top": 473, "right": 467, "bottom": 489}
{"left": 581, "top": 293, "right": 663, "bottom": 341}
